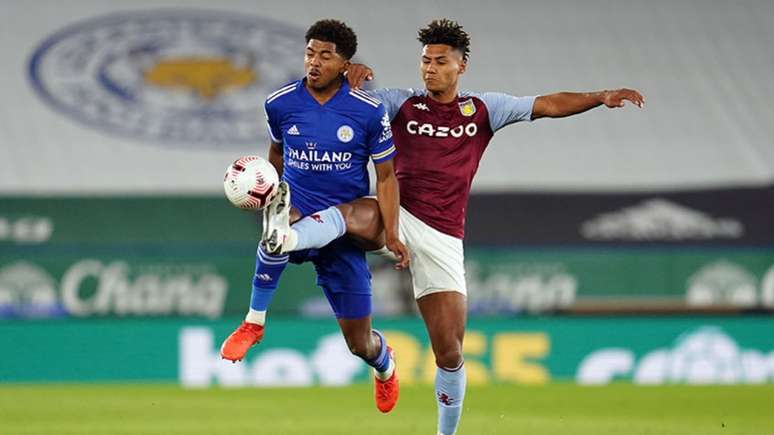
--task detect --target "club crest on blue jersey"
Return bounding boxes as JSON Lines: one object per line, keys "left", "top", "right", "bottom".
{"left": 337, "top": 125, "right": 355, "bottom": 143}
{"left": 265, "top": 80, "right": 395, "bottom": 215}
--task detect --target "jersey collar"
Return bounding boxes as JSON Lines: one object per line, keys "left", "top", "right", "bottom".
{"left": 423, "top": 90, "right": 461, "bottom": 111}
{"left": 299, "top": 77, "right": 350, "bottom": 107}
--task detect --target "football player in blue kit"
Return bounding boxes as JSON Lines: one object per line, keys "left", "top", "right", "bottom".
{"left": 220, "top": 19, "right": 407, "bottom": 413}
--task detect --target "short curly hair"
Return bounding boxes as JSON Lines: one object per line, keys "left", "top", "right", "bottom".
{"left": 417, "top": 19, "right": 471, "bottom": 62}
{"left": 305, "top": 19, "right": 358, "bottom": 60}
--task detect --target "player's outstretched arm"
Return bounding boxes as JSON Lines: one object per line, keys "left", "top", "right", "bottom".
{"left": 374, "top": 160, "right": 410, "bottom": 269}
{"left": 531, "top": 89, "right": 644, "bottom": 120}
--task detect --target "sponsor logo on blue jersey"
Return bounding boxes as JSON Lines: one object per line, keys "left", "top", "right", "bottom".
{"left": 378, "top": 112, "right": 392, "bottom": 143}
{"left": 267, "top": 82, "right": 392, "bottom": 214}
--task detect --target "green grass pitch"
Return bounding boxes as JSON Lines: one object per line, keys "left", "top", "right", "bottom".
{"left": 1, "top": 384, "right": 771, "bottom": 435}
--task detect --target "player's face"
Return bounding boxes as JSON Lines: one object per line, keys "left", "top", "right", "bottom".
{"left": 304, "top": 39, "right": 349, "bottom": 90}
{"left": 420, "top": 44, "right": 466, "bottom": 93}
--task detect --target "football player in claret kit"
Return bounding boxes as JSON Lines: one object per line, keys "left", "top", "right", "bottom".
{"left": 260, "top": 19, "right": 645, "bottom": 434}
{"left": 220, "top": 19, "right": 409, "bottom": 413}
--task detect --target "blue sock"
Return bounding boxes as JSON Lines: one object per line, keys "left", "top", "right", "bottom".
{"left": 249, "top": 245, "right": 289, "bottom": 311}
{"left": 366, "top": 330, "right": 392, "bottom": 375}
{"left": 436, "top": 363, "right": 466, "bottom": 435}
{"left": 292, "top": 206, "right": 346, "bottom": 251}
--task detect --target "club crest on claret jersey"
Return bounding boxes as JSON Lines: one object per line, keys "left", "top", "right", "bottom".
{"left": 458, "top": 99, "right": 476, "bottom": 117}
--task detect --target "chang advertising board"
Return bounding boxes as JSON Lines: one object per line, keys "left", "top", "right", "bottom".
{"left": 0, "top": 260, "right": 227, "bottom": 319}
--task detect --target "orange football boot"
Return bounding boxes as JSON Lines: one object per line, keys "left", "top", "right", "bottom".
{"left": 220, "top": 321, "right": 264, "bottom": 362}
{"left": 374, "top": 347, "right": 399, "bottom": 413}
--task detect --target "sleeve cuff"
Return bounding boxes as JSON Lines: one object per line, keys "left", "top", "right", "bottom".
{"left": 371, "top": 144, "right": 396, "bottom": 163}
{"left": 267, "top": 123, "right": 282, "bottom": 143}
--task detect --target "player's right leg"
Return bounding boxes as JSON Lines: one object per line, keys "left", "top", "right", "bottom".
{"left": 220, "top": 184, "right": 292, "bottom": 362}
{"left": 220, "top": 244, "right": 289, "bottom": 361}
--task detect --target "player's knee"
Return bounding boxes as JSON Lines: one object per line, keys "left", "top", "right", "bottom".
{"left": 434, "top": 347, "right": 463, "bottom": 369}
{"left": 341, "top": 199, "right": 380, "bottom": 236}
{"left": 335, "top": 203, "right": 353, "bottom": 223}
{"left": 289, "top": 207, "right": 303, "bottom": 225}
{"left": 344, "top": 207, "right": 366, "bottom": 234}
{"left": 358, "top": 200, "right": 380, "bottom": 223}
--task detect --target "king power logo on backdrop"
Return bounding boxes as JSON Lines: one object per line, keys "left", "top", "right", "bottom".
{"left": 28, "top": 10, "right": 310, "bottom": 147}
{"left": 687, "top": 260, "right": 774, "bottom": 308}
{"left": 580, "top": 198, "right": 743, "bottom": 241}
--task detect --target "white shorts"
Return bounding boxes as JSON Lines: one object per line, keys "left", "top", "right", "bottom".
{"left": 397, "top": 207, "right": 467, "bottom": 299}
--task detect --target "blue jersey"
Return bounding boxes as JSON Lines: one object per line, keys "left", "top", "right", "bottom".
{"left": 264, "top": 80, "right": 395, "bottom": 216}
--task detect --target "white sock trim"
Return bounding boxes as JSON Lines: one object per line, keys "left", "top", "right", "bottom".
{"left": 374, "top": 358, "right": 395, "bottom": 381}
{"left": 283, "top": 228, "right": 299, "bottom": 252}
{"left": 439, "top": 360, "right": 465, "bottom": 372}
{"left": 245, "top": 309, "right": 266, "bottom": 325}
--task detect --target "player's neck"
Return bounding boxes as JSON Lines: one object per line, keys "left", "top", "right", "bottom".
{"left": 427, "top": 85, "right": 459, "bottom": 104}
{"left": 305, "top": 77, "right": 344, "bottom": 105}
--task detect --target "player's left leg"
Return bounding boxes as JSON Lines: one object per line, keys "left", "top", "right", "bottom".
{"left": 399, "top": 207, "right": 468, "bottom": 434}
{"left": 265, "top": 197, "right": 385, "bottom": 254}
{"left": 315, "top": 239, "right": 398, "bottom": 412}
{"left": 418, "top": 291, "right": 467, "bottom": 435}
{"left": 334, "top": 198, "right": 385, "bottom": 250}
{"left": 325, "top": 291, "right": 399, "bottom": 413}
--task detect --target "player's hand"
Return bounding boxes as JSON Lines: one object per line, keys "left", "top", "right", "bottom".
{"left": 386, "top": 237, "right": 410, "bottom": 270}
{"left": 602, "top": 89, "right": 645, "bottom": 109}
{"left": 345, "top": 63, "right": 374, "bottom": 89}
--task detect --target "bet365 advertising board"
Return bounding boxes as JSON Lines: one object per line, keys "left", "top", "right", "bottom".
{"left": 2, "top": 316, "right": 773, "bottom": 386}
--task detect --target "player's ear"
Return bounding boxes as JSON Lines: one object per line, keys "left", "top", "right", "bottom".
{"left": 340, "top": 58, "right": 351, "bottom": 75}
{"left": 458, "top": 59, "right": 467, "bottom": 75}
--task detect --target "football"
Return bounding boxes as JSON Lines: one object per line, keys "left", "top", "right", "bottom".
{"left": 223, "top": 156, "right": 279, "bottom": 210}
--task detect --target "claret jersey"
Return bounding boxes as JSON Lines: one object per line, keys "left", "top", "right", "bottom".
{"left": 265, "top": 80, "right": 395, "bottom": 216}
{"left": 368, "top": 88, "right": 535, "bottom": 239}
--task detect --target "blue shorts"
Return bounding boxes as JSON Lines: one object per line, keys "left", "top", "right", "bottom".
{"left": 289, "top": 236, "right": 372, "bottom": 319}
